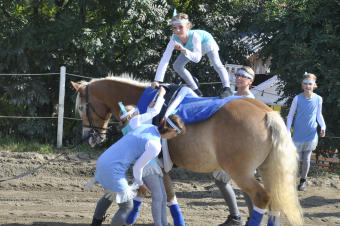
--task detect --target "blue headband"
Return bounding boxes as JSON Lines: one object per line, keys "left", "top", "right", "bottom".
{"left": 237, "top": 69, "right": 254, "bottom": 79}
{"left": 118, "top": 102, "right": 127, "bottom": 114}
{"left": 172, "top": 19, "right": 189, "bottom": 24}
{"left": 166, "top": 117, "right": 181, "bottom": 134}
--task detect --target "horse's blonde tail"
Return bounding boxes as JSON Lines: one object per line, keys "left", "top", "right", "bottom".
{"left": 261, "top": 111, "right": 303, "bottom": 226}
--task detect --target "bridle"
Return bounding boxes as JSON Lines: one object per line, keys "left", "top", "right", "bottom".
{"left": 83, "top": 85, "right": 110, "bottom": 140}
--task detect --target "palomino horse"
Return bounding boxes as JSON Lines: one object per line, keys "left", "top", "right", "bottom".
{"left": 71, "top": 76, "right": 303, "bottom": 226}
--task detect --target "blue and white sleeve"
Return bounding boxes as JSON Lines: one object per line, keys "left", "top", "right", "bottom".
{"left": 316, "top": 96, "right": 326, "bottom": 130}
{"left": 184, "top": 32, "right": 202, "bottom": 63}
{"left": 133, "top": 140, "right": 162, "bottom": 186}
{"left": 155, "top": 36, "right": 175, "bottom": 82}
{"left": 286, "top": 96, "right": 298, "bottom": 132}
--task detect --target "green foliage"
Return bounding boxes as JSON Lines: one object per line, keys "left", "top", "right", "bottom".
{"left": 0, "top": 0, "right": 170, "bottom": 144}
{"left": 253, "top": 0, "right": 340, "bottom": 151}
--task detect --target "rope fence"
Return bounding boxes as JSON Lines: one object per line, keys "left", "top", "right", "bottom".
{"left": 0, "top": 115, "right": 81, "bottom": 120}
{"left": 0, "top": 73, "right": 59, "bottom": 76}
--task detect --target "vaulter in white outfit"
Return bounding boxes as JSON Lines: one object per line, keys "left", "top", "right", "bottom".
{"left": 152, "top": 12, "right": 232, "bottom": 98}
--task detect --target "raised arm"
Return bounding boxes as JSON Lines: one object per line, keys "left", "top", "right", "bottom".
{"left": 154, "top": 36, "right": 175, "bottom": 83}
{"left": 129, "top": 87, "right": 166, "bottom": 128}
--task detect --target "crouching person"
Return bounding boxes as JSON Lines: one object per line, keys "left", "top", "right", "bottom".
{"left": 93, "top": 114, "right": 185, "bottom": 226}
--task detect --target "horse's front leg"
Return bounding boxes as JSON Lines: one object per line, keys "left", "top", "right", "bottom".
{"left": 162, "top": 169, "right": 185, "bottom": 226}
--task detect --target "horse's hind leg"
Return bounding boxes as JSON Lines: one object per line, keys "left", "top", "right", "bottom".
{"left": 162, "top": 169, "right": 175, "bottom": 202}
{"left": 231, "top": 174, "right": 270, "bottom": 226}
{"left": 162, "top": 170, "right": 185, "bottom": 226}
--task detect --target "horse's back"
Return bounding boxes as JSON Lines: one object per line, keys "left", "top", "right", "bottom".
{"left": 169, "top": 98, "right": 272, "bottom": 173}
{"left": 214, "top": 98, "right": 272, "bottom": 169}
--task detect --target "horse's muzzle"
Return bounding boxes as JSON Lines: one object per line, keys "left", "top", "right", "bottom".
{"left": 83, "top": 129, "right": 106, "bottom": 147}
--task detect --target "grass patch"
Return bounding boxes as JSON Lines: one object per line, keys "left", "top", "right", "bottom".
{"left": 0, "top": 136, "right": 105, "bottom": 156}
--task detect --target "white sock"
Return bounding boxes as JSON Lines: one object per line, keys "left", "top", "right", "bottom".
{"left": 253, "top": 205, "right": 266, "bottom": 214}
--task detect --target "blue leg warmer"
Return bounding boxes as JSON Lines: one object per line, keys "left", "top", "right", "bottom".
{"left": 125, "top": 199, "right": 142, "bottom": 224}
{"left": 248, "top": 209, "right": 264, "bottom": 226}
{"left": 169, "top": 204, "right": 185, "bottom": 226}
{"left": 267, "top": 214, "right": 280, "bottom": 226}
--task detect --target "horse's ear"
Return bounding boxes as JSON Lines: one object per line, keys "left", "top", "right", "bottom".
{"left": 71, "top": 81, "right": 81, "bottom": 91}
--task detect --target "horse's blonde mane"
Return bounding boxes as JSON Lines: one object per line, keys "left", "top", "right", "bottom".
{"left": 75, "top": 74, "right": 150, "bottom": 115}
{"left": 90, "top": 73, "right": 150, "bottom": 88}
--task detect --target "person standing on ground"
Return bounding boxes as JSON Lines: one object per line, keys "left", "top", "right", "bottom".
{"left": 213, "top": 66, "right": 255, "bottom": 226}
{"left": 286, "top": 72, "right": 326, "bottom": 191}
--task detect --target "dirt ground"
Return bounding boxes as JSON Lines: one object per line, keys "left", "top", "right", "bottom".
{"left": 0, "top": 151, "right": 339, "bottom": 226}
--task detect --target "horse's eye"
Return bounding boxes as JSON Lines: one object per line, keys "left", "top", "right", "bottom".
{"left": 78, "top": 105, "right": 84, "bottom": 112}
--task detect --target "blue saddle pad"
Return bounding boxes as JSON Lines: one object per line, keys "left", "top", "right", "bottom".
{"left": 137, "top": 87, "right": 242, "bottom": 124}
{"left": 137, "top": 87, "right": 158, "bottom": 114}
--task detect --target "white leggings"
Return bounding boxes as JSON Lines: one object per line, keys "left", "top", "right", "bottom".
{"left": 299, "top": 149, "right": 313, "bottom": 179}
{"left": 173, "top": 50, "right": 230, "bottom": 90}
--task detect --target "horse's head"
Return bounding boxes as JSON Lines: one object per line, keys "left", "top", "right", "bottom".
{"left": 71, "top": 76, "right": 149, "bottom": 146}
{"left": 71, "top": 81, "right": 112, "bottom": 147}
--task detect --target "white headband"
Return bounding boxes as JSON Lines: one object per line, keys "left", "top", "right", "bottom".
{"left": 303, "top": 79, "right": 315, "bottom": 84}
{"left": 118, "top": 102, "right": 138, "bottom": 120}
{"left": 237, "top": 69, "right": 254, "bottom": 80}
{"left": 172, "top": 19, "right": 189, "bottom": 24}
{"left": 120, "top": 108, "right": 138, "bottom": 120}
{"left": 166, "top": 117, "right": 181, "bottom": 134}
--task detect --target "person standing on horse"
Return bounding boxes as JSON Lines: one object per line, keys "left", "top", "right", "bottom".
{"left": 152, "top": 12, "right": 233, "bottom": 98}
{"left": 286, "top": 72, "right": 326, "bottom": 191}
{"left": 93, "top": 114, "right": 185, "bottom": 226}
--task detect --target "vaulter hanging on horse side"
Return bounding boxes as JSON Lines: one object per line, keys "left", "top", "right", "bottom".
{"left": 152, "top": 11, "right": 233, "bottom": 98}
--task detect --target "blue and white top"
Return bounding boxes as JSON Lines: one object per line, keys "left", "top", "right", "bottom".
{"left": 94, "top": 124, "right": 162, "bottom": 202}
{"left": 155, "top": 29, "right": 219, "bottom": 82}
{"left": 286, "top": 93, "right": 326, "bottom": 143}
{"left": 173, "top": 30, "right": 215, "bottom": 54}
